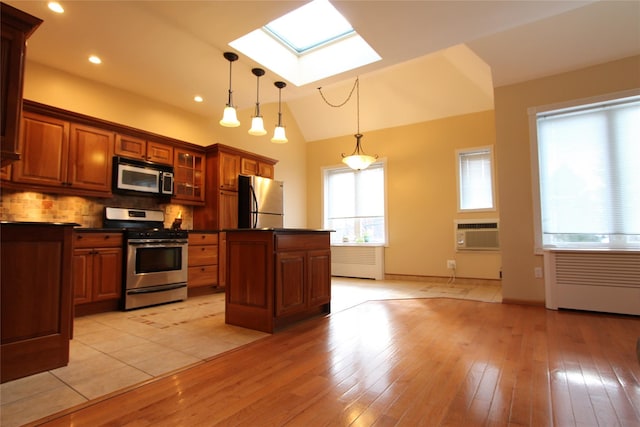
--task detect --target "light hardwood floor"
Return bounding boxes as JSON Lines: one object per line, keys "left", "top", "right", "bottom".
{"left": 18, "top": 281, "right": 640, "bottom": 426}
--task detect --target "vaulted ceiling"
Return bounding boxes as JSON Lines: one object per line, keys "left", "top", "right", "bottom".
{"left": 7, "top": 1, "right": 640, "bottom": 142}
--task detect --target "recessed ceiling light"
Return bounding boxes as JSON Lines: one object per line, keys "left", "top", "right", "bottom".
{"left": 194, "top": 95, "right": 204, "bottom": 103}
{"left": 48, "top": 2, "right": 64, "bottom": 14}
{"left": 88, "top": 55, "right": 102, "bottom": 65}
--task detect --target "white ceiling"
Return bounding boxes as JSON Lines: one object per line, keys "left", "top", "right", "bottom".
{"left": 6, "top": 0, "right": 640, "bottom": 142}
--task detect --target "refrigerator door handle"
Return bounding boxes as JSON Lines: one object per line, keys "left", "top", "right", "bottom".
{"left": 250, "top": 185, "right": 258, "bottom": 228}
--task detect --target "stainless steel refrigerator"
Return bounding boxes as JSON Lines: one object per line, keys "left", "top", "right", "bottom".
{"left": 238, "top": 175, "right": 284, "bottom": 228}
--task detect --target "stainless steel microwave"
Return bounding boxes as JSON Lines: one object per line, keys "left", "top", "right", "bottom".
{"left": 113, "top": 156, "right": 174, "bottom": 197}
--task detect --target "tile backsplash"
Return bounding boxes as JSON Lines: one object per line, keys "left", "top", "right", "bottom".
{"left": 0, "top": 189, "right": 193, "bottom": 229}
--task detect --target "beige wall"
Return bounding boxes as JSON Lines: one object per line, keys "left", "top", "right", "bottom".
{"left": 307, "top": 110, "right": 501, "bottom": 280}
{"left": 495, "top": 55, "right": 640, "bottom": 304}
{"left": 21, "top": 61, "right": 307, "bottom": 228}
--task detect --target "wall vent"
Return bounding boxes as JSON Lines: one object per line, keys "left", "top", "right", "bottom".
{"left": 331, "top": 245, "right": 384, "bottom": 280}
{"left": 455, "top": 221, "right": 499, "bottom": 251}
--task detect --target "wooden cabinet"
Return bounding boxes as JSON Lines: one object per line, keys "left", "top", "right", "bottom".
{"left": 241, "top": 157, "right": 274, "bottom": 179}
{"left": 1, "top": 3, "right": 42, "bottom": 166}
{"left": 225, "top": 230, "right": 331, "bottom": 333}
{"left": 187, "top": 232, "right": 218, "bottom": 290}
{"left": 1, "top": 222, "right": 75, "bottom": 383}
{"left": 115, "top": 134, "right": 173, "bottom": 165}
{"left": 72, "top": 231, "right": 123, "bottom": 316}
{"left": 219, "top": 190, "right": 238, "bottom": 230}
{"left": 173, "top": 148, "right": 205, "bottom": 204}
{"left": 219, "top": 150, "right": 241, "bottom": 190}
{"left": 12, "top": 112, "right": 69, "bottom": 187}
{"left": 12, "top": 112, "right": 113, "bottom": 196}
{"left": 193, "top": 144, "right": 277, "bottom": 230}
{"left": 68, "top": 123, "right": 114, "bottom": 192}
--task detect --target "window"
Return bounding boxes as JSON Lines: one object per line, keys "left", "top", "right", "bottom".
{"left": 323, "top": 161, "right": 386, "bottom": 245}
{"left": 457, "top": 147, "right": 495, "bottom": 211}
{"left": 534, "top": 94, "right": 640, "bottom": 249}
{"left": 263, "top": 0, "right": 354, "bottom": 54}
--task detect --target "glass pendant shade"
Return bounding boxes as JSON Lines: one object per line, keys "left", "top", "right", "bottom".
{"left": 271, "top": 126, "right": 288, "bottom": 143}
{"left": 249, "top": 116, "right": 267, "bottom": 135}
{"left": 271, "top": 81, "right": 288, "bottom": 144}
{"left": 342, "top": 154, "right": 376, "bottom": 170}
{"left": 220, "top": 52, "right": 240, "bottom": 128}
{"left": 220, "top": 106, "right": 240, "bottom": 127}
{"left": 342, "top": 133, "right": 377, "bottom": 171}
{"left": 248, "top": 68, "right": 267, "bottom": 135}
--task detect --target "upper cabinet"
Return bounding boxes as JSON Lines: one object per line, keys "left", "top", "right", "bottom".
{"left": 5, "top": 101, "right": 206, "bottom": 200}
{"left": 12, "top": 112, "right": 113, "bottom": 195}
{"left": 115, "top": 134, "right": 173, "bottom": 165}
{"left": 173, "top": 148, "right": 205, "bottom": 204}
{"left": 219, "top": 150, "right": 240, "bottom": 191}
{"left": 240, "top": 157, "right": 274, "bottom": 179}
{"left": 1, "top": 3, "right": 42, "bottom": 167}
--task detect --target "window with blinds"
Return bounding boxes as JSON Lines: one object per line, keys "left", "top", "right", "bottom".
{"left": 323, "top": 162, "right": 386, "bottom": 245}
{"left": 457, "top": 147, "right": 495, "bottom": 211}
{"left": 536, "top": 95, "right": 640, "bottom": 249}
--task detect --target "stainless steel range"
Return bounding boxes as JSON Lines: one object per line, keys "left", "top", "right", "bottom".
{"left": 104, "top": 207, "right": 188, "bottom": 310}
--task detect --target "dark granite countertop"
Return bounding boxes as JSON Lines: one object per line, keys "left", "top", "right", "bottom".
{"left": 1, "top": 221, "right": 80, "bottom": 227}
{"left": 224, "top": 228, "right": 333, "bottom": 233}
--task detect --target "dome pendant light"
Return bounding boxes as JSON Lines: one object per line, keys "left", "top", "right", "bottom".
{"left": 341, "top": 78, "right": 377, "bottom": 170}
{"left": 219, "top": 52, "right": 240, "bottom": 127}
{"left": 271, "top": 81, "right": 288, "bottom": 143}
{"left": 248, "top": 68, "right": 267, "bottom": 136}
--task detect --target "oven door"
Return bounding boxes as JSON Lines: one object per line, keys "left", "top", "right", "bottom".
{"left": 126, "top": 240, "right": 188, "bottom": 290}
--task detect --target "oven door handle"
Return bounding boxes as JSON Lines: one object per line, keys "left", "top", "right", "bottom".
{"left": 127, "top": 283, "right": 187, "bottom": 295}
{"left": 128, "top": 240, "right": 187, "bottom": 246}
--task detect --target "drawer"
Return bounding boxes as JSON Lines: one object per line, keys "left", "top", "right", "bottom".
{"left": 188, "top": 265, "right": 218, "bottom": 287}
{"left": 275, "top": 233, "right": 330, "bottom": 251}
{"left": 74, "top": 232, "right": 123, "bottom": 248}
{"left": 188, "top": 244, "right": 218, "bottom": 266}
{"left": 188, "top": 233, "right": 218, "bottom": 245}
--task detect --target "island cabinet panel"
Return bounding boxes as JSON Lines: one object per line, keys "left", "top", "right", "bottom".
{"left": 1, "top": 222, "right": 75, "bottom": 383}
{"left": 308, "top": 249, "right": 332, "bottom": 306}
{"left": 275, "top": 252, "right": 306, "bottom": 316}
{"left": 225, "top": 230, "right": 331, "bottom": 333}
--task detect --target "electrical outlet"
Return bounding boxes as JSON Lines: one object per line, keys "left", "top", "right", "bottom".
{"left": 534, "top": 267, "right": 543, "bottom": 278}
{"left": 447, "top": 260, "right": 456, "bottom": 269}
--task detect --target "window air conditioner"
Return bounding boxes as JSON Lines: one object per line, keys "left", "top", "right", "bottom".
{"left": 455, "top": 221, "right": 499, "bottom": 251}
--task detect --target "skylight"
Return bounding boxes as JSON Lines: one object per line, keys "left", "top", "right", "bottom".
{"left": 229, "top": 0, "right": 380, "bottom": 86}
{"left": 264, "top": 0, "right": 355, "bottom": 54}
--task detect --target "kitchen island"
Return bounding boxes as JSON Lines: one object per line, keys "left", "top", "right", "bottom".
{"left": 1, "top": 221, "right": 77, "bottom": 383}
{"left": 225, "top": 229, "right": 332, "bottom": 333}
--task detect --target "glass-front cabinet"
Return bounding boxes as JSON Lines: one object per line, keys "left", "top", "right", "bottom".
{"left": 173, "top": 149, "right": 205, "bottom": 204}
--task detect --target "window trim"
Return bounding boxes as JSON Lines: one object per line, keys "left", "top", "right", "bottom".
{"left": 321, "top": 158, "right": 389, "bottom": 246}
{"left": 456, "top": 145, "right": 497, "bottom": 213}
{"left": 528, "top": 88, "right": 640, "bottom": 254}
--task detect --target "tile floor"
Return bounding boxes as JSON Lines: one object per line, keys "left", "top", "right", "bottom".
{"left": 0, "top": 278, "right": 501, "bottom": 427}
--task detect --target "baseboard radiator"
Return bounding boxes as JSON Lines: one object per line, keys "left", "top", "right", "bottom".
{"left": 331, "top": 245, "right": 384, "bottom": 280}
{"left": 544, "top": 251, "right": 640, "bottom": 315}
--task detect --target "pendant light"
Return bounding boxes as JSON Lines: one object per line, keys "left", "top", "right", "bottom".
{"left": 318, "top": 77, "right": 378, "bottom": 170}
{"left": 248, "top": 68, "right": 267, "bottom": 136}
{"left": 271, "top": 81, "right": 288, "bottom": 143}
{"left": 219, "top": 52, "right": 240, "bottom": 127}
{"left": 343, "top": 78, "right": 378, "bottom": 170}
